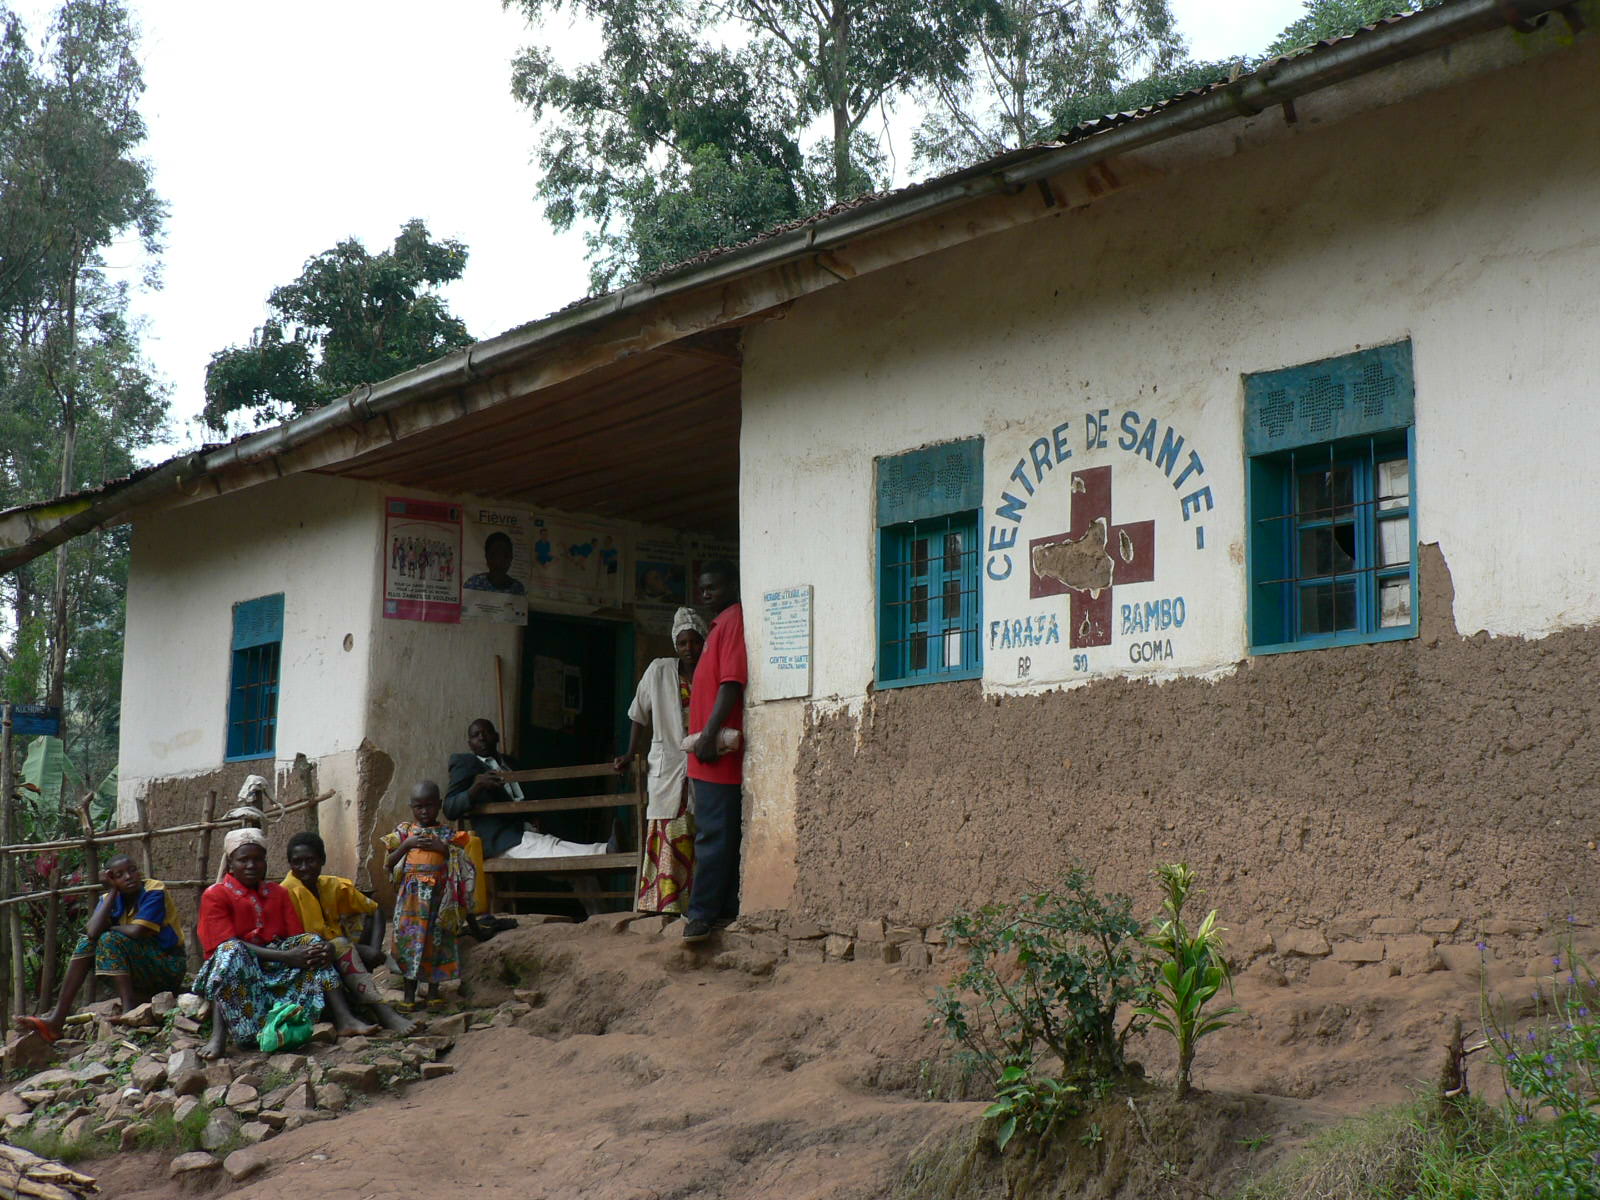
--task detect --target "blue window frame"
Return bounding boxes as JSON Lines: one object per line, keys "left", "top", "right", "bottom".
{"left": 875, "top": 439, "right": 983, "bottom": 687}
{"left": 1246, "top": 342, "right": 1417, "bottom": 653}
{"left": 227, "top": 594, "right": 283, "bottom": 761}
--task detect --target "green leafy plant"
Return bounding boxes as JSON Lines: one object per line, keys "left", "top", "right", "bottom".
{"left": 932, "top": 867, "right": 1152, "bottom": 1087}
{"left": 1135, "top": 863, "right": 1239, "bottom": 1099}
{"left": 983, "top": 1063, "right": 1079, "bottom": 1150}
{"left": 1475, "top": 941, "right": 1600, "bottom": 1198}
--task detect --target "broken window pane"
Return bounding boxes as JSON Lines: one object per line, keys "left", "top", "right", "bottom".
{"left": 1299, "top": 580, "right": 1357, "bottom": 635}
{"left": 1299, "top": 525, "right": 1356, "bottom": 576}
{"left": 1297, "top": 467, "right": 1352, "bottom": 519}
{"left": 945, "top": 628, "right": 963, "bottom": 667}
{"left": 1377, "top": 459, "right": 1409, "bottom": 511}
{"left": 1380, "top": 579, "right": 1411, "bottom": 627}
{"left": 1378, "top": 517, "right": 1409, "bottom": 567}
{"left": 911, "top": 584, "right": 928, "bottom": 624}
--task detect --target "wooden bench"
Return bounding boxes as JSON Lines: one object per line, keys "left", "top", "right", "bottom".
{"left": 471, "top": 762, "right": 645, "bottom": 914}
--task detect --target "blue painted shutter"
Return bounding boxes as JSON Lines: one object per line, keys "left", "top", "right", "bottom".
{"left": 232, "top": 594, "right": 284, "bottom": 651}
{"left": 876, "top": 439, "right": 983, "bottom": 526}
{"left": 1245, "top": 341, "right": 1414, "bottom": 456}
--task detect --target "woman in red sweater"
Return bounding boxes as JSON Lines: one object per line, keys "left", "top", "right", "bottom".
{"left": 194, "top": 828, "right": 364, "bottom": 1058}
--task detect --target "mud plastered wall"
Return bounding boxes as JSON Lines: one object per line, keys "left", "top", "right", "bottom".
{"left": 793, "top": 549, "right": 1600, "bottom": 939}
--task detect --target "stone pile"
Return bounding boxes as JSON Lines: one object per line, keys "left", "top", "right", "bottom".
{"left": 0, "top": 989, "right": 516, "bottom": 1186}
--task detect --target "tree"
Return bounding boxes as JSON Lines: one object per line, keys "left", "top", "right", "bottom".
{"left": 915, "top": 0, "right": 1184, "bottom": 171}
{"left": 0, "top": 0, "right": 165, "bottom": 737}
{"left": 201, "top": 219, "right": 474, "bottom": 434}
{"left": 506, "top": 0, "right": 995, "bottom": 289}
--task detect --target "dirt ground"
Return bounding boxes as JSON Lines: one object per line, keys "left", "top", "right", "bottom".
{"left": 86, "top": 917, "right": 1508, "bottom": 1200}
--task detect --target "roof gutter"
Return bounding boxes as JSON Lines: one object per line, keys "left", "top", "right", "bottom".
{"left": 0, "top": 0, "right": 1570, "bottom": 575}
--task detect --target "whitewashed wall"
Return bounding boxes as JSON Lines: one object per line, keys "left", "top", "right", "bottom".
{"left": 119, "top": 474, "right": 381, "bottom": 801}
{"left": 736, "top": 31, "right": 1600, "bottom": 907}
{"left": 741, "top": 31, "right": 1600, "bottom": 703}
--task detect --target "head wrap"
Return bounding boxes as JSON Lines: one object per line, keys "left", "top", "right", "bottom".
{"left": 671, "top": 607, "right": 708, "bottom": 640}
{"left": 217, "top": 827, "right": 268, "bottom": 882}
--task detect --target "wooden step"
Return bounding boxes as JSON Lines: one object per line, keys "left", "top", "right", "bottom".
{"left": 483, "top": 852, "right": 636, "bottom": 873}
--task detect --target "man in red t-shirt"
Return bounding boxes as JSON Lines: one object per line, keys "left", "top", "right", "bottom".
{"left": 683, "top": 560, "right": 747, "bottom": 942}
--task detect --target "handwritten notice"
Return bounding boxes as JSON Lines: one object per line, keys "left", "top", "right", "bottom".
{"left": 762, "top": 585, "right": 813, "bottom": 700}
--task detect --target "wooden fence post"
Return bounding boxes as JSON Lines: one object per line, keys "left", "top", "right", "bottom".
{"left": 0, "top": 701, "right": 12, "bottom": 1031}
{"left": 190, "top": 790, "right": 217, "bottom": 974}
{"left": 35, "top": 859, "right": 60, "bottom": 1012}
{"left": 133, "top": 794, "right": 155, "bottom": 879}
{"left": 78, "top": 796, "right": 100, "bottom": 1005}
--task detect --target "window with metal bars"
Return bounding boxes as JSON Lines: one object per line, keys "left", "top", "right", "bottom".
{"left": 1249, "top": 432, "right": 1417, "bottom": 651}
{"left": 878, "top": 513, "right": 982, "bottom": 685}
{"left": 226, "top": 594, "right": 283, "bottom": 761}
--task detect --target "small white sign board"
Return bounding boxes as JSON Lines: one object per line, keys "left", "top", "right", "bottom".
{"left": 761, "top": 585, "right": 813, "bottom": 700}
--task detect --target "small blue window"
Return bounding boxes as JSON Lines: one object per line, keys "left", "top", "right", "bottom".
{"left": 227, "top": 594, "right": 283, "bottom": 761}
{"left": 876, "top": 440, "right": 983, "bottom": 687}
{"left": 1246, "top": 343, "right": 1417, "bottom": 653}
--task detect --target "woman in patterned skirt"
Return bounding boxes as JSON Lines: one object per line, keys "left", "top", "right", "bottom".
{"left": 193, "top": 828, "right": 359, "bottom": 1058}
{"left": 614, "top": 606, "right": 706, "bottom": 914}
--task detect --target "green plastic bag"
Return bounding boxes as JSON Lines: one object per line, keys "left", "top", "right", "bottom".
{"left": 256, "top": 1001, "right": 314, "bottom": 1053}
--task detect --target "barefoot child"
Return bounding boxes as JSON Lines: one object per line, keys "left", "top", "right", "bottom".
{"left": 17, "top": 854, "right": 186, "bottom": 1042}
{"left": 283, "top": 832, "right": 414, "bottom": 1036}
{"left": 382, "top": 781, "right": 476, "bottom": 1008}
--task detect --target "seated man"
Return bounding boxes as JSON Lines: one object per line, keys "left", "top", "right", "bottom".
{"left": 18, "top": 854, "right": 186, "bottom": 1042}
{"left": 445, "top": 717, "right": 624, "bottom": 860}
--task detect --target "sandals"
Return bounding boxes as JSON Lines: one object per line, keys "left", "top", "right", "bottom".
{"left": 14, "top": 1016, "right": 60, "bottom": 1044}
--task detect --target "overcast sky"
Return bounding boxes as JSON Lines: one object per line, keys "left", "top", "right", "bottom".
{"left": 13, "top": 0, "right": 1308, "bottom": 449}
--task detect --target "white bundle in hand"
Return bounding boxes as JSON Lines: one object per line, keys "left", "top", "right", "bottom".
{"left": 681, "top": 728, "right": 743, "bottom": 753}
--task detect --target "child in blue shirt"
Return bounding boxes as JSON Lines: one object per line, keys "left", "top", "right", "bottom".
{"left": 18, "top": 853, "right": 186, "bottom": 1042}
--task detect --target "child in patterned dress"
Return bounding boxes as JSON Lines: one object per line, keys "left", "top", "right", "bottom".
{"left": 382, "top": 781, "right": 476, "bottom": 1008}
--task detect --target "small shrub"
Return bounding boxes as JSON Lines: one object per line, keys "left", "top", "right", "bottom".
{"left": 983, "top": 1064, "right": 1080, "bottom": 1150}
{"left": 931, "top": 867, "right": 1151, "bottom": 1088}
{"left": 1135, "top": 863, "right": 1240, "bottom": 1098}
{"left": 1475, "top": 943, "right": 1600, "bottom": 1198}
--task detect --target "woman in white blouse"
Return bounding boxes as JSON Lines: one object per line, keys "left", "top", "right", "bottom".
{"left": 613, "top": 606, "right": 707, "bottom": 914}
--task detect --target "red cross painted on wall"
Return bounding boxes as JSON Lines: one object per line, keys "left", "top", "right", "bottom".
{"left": 1028, "top": 466, "right": 1156, "bottom": 648}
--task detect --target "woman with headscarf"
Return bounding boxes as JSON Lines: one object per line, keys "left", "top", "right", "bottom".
{"left": 613, "top": 606, "right": 706, "bottom": 914}
{"left": 192, "top": 828, "right": 361, "bottom": 1058}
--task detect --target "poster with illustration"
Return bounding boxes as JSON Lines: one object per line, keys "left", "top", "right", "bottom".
{"left": 383, "top": 497, "right": 462, "bottom": 623}
{"left": 462, "top": 506, "right": 532, "bottom": 624}
{"left": 525, "top": 513, "right": 627, "bottom": 610}
{"left": 632, "top": 532, "right": 689, "bottom": 633}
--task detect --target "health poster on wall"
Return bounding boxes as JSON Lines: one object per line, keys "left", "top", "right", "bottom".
{"left": 383, "top": 497, "right": 462, "bottom": 623}
{"left": 633, "top": 532, "right": 689, "bottom": 634}
{"left": 462, "top": 506, "right": 532, "bottom": 624}
{"left": 526, "top": 513, "right": 626, "bottom": 610}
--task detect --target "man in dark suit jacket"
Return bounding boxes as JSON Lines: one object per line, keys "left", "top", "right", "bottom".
{"left": 445, "top": 718, "right": 525, "bottom": 858}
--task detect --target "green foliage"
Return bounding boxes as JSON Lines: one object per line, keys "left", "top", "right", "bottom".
{"left": 1232, "top": 1099, "right": 1510, "bottom": 1200}
{"left": 507, "top": 0, "right": 994, "bottom": 289}
{"left": 1473, "top": 945, "right": 1600, "bottom": 1198}
{"left": 932, "top": 867, "right": 1151, "bottom": 1086}
{"left": 0, "top": 0, "right": 169, "bottom": 781}
{"left": 915, "top": 0, "right": 1185, "bottom": 170}
{"left": 1265, "top": 0, "right": 1442, "bottom": 59}
{"left": 1134, "top": 862, "right": 1239, "bottom": 1099}
{"left": 201, "top": 218, "right": 473, "bottom": 433}
{"left": 983, "top": 1062, "right": 1080, "bottom": 1150}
